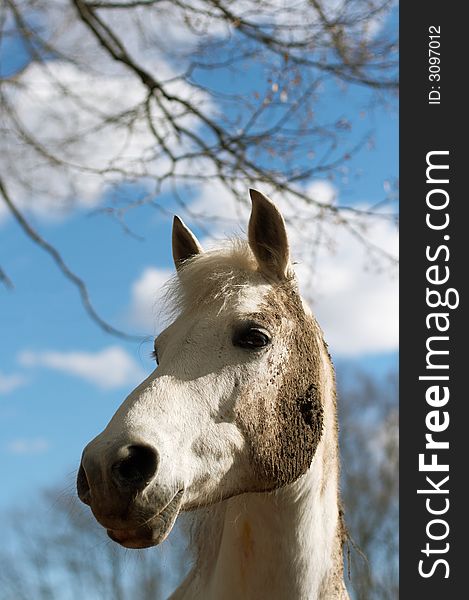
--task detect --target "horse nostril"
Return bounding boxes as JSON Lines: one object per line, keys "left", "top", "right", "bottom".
{"left": 111, "top": 444, "right": 159, "bottom": 491}
{"left": 77, "top": 462, "right": 91, "bottom": 505}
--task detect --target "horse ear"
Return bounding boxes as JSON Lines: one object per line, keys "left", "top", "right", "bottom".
{"left": 172, "top": 216, "right": 203, "bottom": 270}
{"left": 248, "top": 189, "right": 290, "bottom": 280}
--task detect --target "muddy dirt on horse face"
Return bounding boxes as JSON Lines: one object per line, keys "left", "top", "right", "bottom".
{"left": 77, "top": 189, "right": 349, "bottom": 600}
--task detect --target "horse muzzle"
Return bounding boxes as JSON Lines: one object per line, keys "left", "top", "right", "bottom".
{"left": 77, "top": 437, "right": 184, "bottom": 548}
{"left": 106, "top": 488, "right": 185, "bottom": 549}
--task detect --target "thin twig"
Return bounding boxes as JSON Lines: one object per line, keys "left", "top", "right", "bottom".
{"left": 0, "top": 264, "right": 14, "bottom": 288}
{"left": 0, "top": 176, "right": 142, "bottom": 341}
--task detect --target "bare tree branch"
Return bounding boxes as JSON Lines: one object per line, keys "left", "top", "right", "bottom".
{"left": 0, "top": 177, "right": 142, "bottom": 341}
{"left": 0, "top": 0, "right": 398, "bottom": 340}
{"left": 0, "top": 264, "right": 14, "bottom": 289}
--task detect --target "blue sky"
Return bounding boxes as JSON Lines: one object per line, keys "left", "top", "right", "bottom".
{"left": 0, "top": 15, "right": 398, "bottom": 511}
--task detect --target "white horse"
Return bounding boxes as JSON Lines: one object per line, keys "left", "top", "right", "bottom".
{"left": 77, "top": 189, "right": 349, "bottom": 599}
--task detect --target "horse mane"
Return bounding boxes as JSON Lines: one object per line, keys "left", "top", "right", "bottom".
{"left": 163, "top": 239, "right": 262, "bottom": 319}
{"left": 163, "top": 238, "right": 297, "bottom": 324}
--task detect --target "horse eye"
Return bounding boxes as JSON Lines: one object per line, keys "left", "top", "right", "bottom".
{"left": 152, "top": 348, "right": 159, "bottom": 365}
{"left": 233, "top": 327, "right": 271, "bottom": 350}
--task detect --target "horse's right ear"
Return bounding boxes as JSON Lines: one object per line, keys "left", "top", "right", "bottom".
{"left": 172, "top": 216, "right": 203, "bottom": 270}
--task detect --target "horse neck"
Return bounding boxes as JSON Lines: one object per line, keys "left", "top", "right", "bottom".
{"left": 209, "top": 449, "right": 344, "bottom": 600}
{"left": 175, "top": 354, "right": 348, "bottom": 600}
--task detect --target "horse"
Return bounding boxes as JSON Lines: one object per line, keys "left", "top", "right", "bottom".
{"left": 77, "top": 189, "right": 349, "bottom": 599}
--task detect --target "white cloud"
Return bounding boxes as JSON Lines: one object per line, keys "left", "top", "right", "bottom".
{"left": 32, "top": 0, "right": 388, "bottom": 69}
{"left": 304, "top": 180, "right": 337, "bottom": 206}
{"left": 18, "top": 346, "right": 146, "bottom": 390}
{"left": 0, "top": 371, "right": 27, "bottom": 395}
{"left": 1, "top": 62, "right": 145, "bottom": 221}
{"left": 6, "top": 437, "right": 50, "bottom": 455}
{"left": 299, "top": 219, "right": 398, "bottom": 356}
{"left": 1, "top": 55, "right": 211, "bottom": 224}
{"left": 184, "top": 179, "right": 338, "bottom": 238}
{"left": 0, "top": 0, "right": 391, "bottom": 228}
{"left": 188, "top": 183, "right": 250, "bottom": 231}
{"left": 128, "top": 267, "right": 173, "bottom": 332}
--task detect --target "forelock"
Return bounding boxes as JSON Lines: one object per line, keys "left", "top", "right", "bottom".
{"left": 163, "top": 239, "right": 269, "bottom": 318}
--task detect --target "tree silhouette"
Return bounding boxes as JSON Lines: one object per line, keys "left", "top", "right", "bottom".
{"left": 1, "top": 0, "right": 397, "bottom": 336}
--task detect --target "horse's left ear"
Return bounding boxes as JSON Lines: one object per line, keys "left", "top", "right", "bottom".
{"left": 172, "top": 216, "right": 203, "bottom": 270}
{"left": 248, "top": 189, "right": 291, "bottom": 280}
